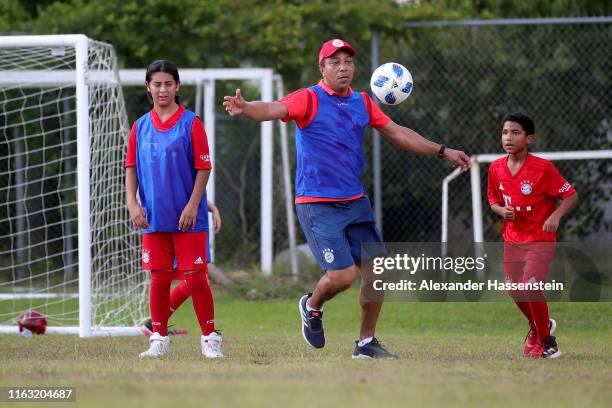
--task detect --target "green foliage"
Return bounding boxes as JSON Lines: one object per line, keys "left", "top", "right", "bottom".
{"left": 21, "top": 0, "right": 609, "bottom": 89}
{"left": 0, "top": 0, "right": 29, "bottom": 32}
{"left": 10, "top": 0, "right": 612, "bottom": 86}
{"left": 221, "top": 259, "right": 323, "bottom": 300}
{"left": 21, "top": 0, "right": 404, "bottom": 88}
{"left": 375, "top": 22, "right": 611, "bottom": 242}
{"left": 6, "top": 0, "right": 610, "bottom": 263}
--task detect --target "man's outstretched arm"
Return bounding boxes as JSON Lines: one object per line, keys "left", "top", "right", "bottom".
{"left": 378, "top": 119, "right": 471, "bottom": 171}
{"left": 223, "top": 88, "right": 288, "bottom": 122}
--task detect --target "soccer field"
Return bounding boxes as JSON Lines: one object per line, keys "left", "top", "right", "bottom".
{"left": 1, "top": 291, "right": 610, "bottom": 407}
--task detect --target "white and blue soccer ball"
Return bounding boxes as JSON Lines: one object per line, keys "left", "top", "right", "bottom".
{"left": 370, "top": 62, "right": 413, "bottom": 105}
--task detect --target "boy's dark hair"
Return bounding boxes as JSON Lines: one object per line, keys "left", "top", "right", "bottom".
{"left": 502, "top": 113, "right": 535, "bottom": 135}
{"left": 145, "top": 60, "right": 181, "bottom": 104}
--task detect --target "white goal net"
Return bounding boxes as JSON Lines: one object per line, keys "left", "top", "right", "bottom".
{"left": 0, "top": 35, "right": 145, "bottom": 336}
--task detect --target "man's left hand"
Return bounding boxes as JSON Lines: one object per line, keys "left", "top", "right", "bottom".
{"left": 444, "top": 148, "right": 471, "bottom": 172}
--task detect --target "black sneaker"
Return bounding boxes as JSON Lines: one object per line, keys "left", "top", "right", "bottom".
{"left": 542, "top": 335, "right": 562, "bottom": 359}
{"left": 140, "top": 318, "right": 154, "bottom": 337}
{"left": 298, "top": 293, "right": 325, "bottom": 348}
{"left": 140, "top": 318, "right": 188, "bottom": 337}
{"left": 352, "top": 338, "right": 398, "bottom": 360}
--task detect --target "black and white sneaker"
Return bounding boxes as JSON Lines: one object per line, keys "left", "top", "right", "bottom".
{"left": 549, "top": 318, "right": 557, "bottom": 334}
{"left": 352, "top": 338, "right": 398, "bottom": 360}
{"left": 542, "top": 335, "right": 562, "bottom": 359}
{"left": 298, "top": 293, "right": 325, "bottom": 348}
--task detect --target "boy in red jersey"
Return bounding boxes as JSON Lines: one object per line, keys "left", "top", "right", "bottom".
{"left": 487, "top": 113, "right": 578, "bottom": 358}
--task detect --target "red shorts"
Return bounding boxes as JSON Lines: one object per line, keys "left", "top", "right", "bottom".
{"left": 503, "top": 242, "right": 556, "bottom": 284}
{"left": 141, "top": 232, "right": 208, "bottom": 274}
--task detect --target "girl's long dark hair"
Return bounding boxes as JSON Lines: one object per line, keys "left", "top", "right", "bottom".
{"left": 145, "top": 59, "right": 181, "bottom": 104}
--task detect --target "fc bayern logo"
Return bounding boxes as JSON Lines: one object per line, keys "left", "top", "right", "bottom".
{"left": 142, "top": 249, "right": 150, "bottom": 264}
{"left": 323, "top": 248, "right": 335, "bottom": 264}
{"left": 520, "top": 180, "right": 533, "bottom": 195}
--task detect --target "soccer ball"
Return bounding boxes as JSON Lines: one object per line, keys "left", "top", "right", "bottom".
{"left": 18, "top": 310, "right": 47, "bottom": 335}
{"left": 370, "top": 62, "right": 413, "bottom": 105}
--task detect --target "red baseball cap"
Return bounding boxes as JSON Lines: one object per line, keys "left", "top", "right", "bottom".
{"left": 318, "top": 39, "right": 356, "bottom": 64}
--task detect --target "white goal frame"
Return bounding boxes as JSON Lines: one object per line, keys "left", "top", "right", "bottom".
{"left": 0, "top": 35, "right": 299, "bottom": 337}
{"left": 442, "top": 150, "right": 612, "bottom": 244}
{"left": 0, "top": 35, "right": 138, "bottom": 337}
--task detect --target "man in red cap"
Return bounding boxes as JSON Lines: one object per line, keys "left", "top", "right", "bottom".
{"left": 224, "top": 38, "right": 470, "bottom": 359}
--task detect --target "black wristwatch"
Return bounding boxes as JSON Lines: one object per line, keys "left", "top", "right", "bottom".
{"left": 437, "top": 144, "right": 446, "bottom": 159}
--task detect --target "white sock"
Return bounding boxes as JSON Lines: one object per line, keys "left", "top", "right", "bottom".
{"left": 358, "top": 337, "right": 374, "bottom": 347}
{"left": 305, "top": 300, "right": 322, "bottom": 312}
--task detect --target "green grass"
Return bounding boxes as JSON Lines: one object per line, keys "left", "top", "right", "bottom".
{"left": 1, "top": 291, "right": 611, "bottom": 407}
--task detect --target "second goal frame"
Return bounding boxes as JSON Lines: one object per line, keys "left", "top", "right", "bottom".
{"left": 441, "top": 150, "right": 612, "bottom": 244}
{"left": 119, "top": 69, "right": 297, "bottom": 277}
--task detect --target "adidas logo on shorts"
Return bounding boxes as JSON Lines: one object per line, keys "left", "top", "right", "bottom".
{"left": 194, "top": 257, "right": 204, "bottom": 265}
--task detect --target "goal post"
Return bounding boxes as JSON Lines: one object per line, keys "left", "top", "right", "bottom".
{"left": 442, "top": 150, "right": 612, "bottom": 244}
{"left": 0, "top": 35, "right": 144, "bottom": 337}
{"left": 0, "top": 36, "right": 299, "bottom": 336}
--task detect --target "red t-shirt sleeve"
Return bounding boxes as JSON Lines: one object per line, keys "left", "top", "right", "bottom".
{"left": 545, "top": 162, "right": 575, "bottom": 199}
{"left": 487, "top": 164, "right": 503, "bottom": 205}
{"left": 277, "top": 88, "right": 315, "bottom": 128}
{"left": 124, "top": 121, "right": 137, "bottom": 168}
{"left": 192, "top": 117, "right": 212, "bottom": 170}
{"left": 360, "top": 92, "right": 391, "bottom": 128}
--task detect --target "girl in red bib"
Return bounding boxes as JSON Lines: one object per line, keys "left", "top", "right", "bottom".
{"left": 125, "top": 60, "right": 222, "bottom": 358}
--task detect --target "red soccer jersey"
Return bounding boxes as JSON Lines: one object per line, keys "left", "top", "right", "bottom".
{"left": 487, "top": 153, "right": 575, "bottom": 243}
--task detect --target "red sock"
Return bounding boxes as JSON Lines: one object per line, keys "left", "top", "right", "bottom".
{"left": 509, "top": 288, "right": 534, "bottom": 329}
{"left": 169, "top": 281, "right": 191, "bottom": 317}
{"left": 150, "top": 271, "right": 173, "bottom": 336}
{"left": 528, "top": 300, "right": 550, "bottom": 341}
{"left": 184, "top": 271, "right": 215, "bottom": 335}
{"left": 514, "top": 301, "right": 534, "bottom": 328}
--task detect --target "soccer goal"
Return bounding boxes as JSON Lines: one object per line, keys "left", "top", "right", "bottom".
{"left": 441, "top": 150, "right": 612, "bottom": 244}
{"left": 0, "top": 35, "right": 144, "bottom": 336}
